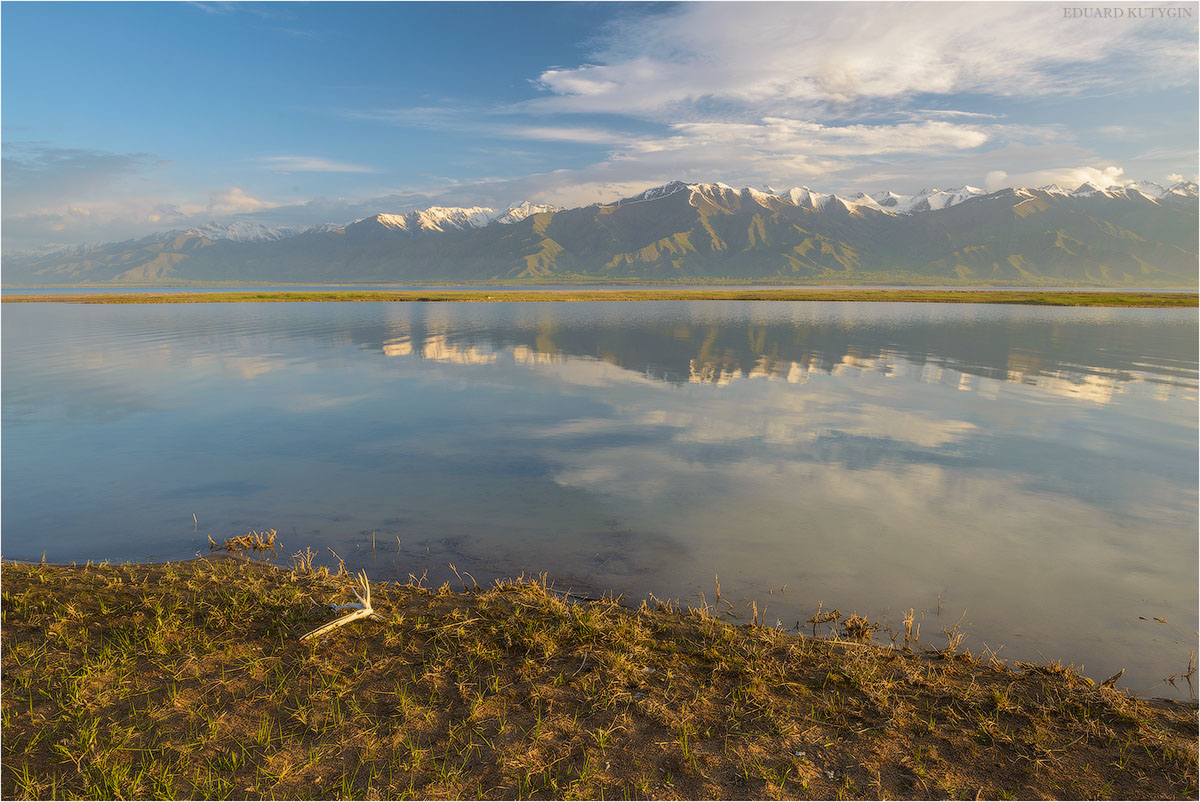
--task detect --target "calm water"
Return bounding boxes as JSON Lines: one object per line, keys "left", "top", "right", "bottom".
{"left": 4, "top": 284, "right": 1193, "bottom": 294}
{"left": 3, "top": 301, "right": 1196, "bottom": 698}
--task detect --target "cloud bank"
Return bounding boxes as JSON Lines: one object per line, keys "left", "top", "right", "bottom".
{"left": 4, "top": 2, "right": 1196, "bottom": 250}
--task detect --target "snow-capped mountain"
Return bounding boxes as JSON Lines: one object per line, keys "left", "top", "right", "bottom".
{"left": 1070, "top": 182, "right": 1117, "bottom": 199}
{"left": 1117, "top": 180, "right": 1199, "bottom": 200}
{"left": 618, "top": 179, "right": 1196, "bottom": 218}
{"left": 5, "top": 242, "right": 90, "bottom": 259}
{"left": 604, "top": 180, "right": 992, "bottom": 217}
{"left": 491, "top": 201, "right": 560, "bottom": 225}
{"left": 1064, "top": 180, "right": 1199, "bottom": 202}
{"left": 616, "top": 180, "right": 696, "bottom": 204}
{"left": 373, "top": 206, "right": 496, "bottom": 234}
{"left": 362, "top": 201, "right": 562, "bottom": 234}
{"left": 4, "top": 178, "right": 1194, "bottom": 287}
{"left": 870, "top": 186, "right": 987, "bottom": 214}
{"left": 182, "top": 221, "right": 314, "bottom": 243}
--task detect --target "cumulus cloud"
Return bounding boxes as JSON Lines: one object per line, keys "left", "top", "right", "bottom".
{"left": 1007, "top": 164, "right": 1131, "bottom": 189}
{"left": 984, "top": 170, "right": 1010, "bottom": 192}
{"left": 338, "top": 3, "right": 1194, "bottom": 207}
{"left": 6, "top": 3, "right": 1197, "bottom": 251}
{"left": 527, "top": 3, "right": 1198, "bottom": 118}
{"left": 0, "top": 142, "right": 291, "bottom": 249}
{"left": 207, "top": 187, "right": 276, "bottom": 215}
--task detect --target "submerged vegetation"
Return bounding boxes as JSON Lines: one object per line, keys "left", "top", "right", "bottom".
{"left": 2, "top": 288, "right": 1198, "bottom": 307}
{"left": 2, "top": 558, "right": 1195, "bottom": 799}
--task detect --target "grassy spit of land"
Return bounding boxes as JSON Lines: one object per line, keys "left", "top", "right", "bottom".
{"left": 2, "top": 558, "right": 1195, "bottom": 800}
{"left": 2, "top": 289, "right": 1197, "bottom": 307}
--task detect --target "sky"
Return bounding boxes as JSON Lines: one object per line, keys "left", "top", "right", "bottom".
{"left": 2, "top": 1, "right": 1197, "bottom": 252}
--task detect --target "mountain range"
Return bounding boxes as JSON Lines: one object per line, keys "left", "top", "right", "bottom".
{"left": 4, "top": 180, "right": 1197, "bottom": 286}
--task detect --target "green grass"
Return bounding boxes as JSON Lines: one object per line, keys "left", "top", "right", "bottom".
{"left": 2, "top": 557, "right": 1196, "bottom": 799}
{"left": 2, "top": 289, "right": 1197, "bottom": 306}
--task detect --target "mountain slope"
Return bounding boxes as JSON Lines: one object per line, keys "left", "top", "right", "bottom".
{"left": 4, "top": 182, "right": 1196, "bottom": 286}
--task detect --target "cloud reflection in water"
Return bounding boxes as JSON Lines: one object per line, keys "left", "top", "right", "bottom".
{"left": 2, "top": 300, "right": 1195, "bottom": 697}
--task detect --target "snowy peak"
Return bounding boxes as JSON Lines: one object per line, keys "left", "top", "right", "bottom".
{"left": 783, "top": 186, "right": 830, "bottom": 209}
{"left": 1166, "top": 181, "right": 1199, "bottom": 198}
{"left": 1064, "top": 181, "right": 1200, "bottom": 202}
{"left": 845, "top": 192, "right": 884, "bottom": 210}
{"left": 409, "top": 206, "right": 496, "bottom": 233}
{"left": 1070, "top": 182, "right": 1115, "bottom": 198}
{"left": 1121, "top": 180, "right": 1198, "bottom": 200}
{"left": 183, "top": 221, "right": 309, "bottom": 243}
{"left": 1123, "top": 180, "right": 1167, "bottom": 198}
{"left": 609, "top": 180, "right": 1001, "bottom": 217}
{"left": 361, "top": 201, "right": 560, "bottom": 234}
{"left": 869, "top": 186, "right": 985, "bottom": 214}
{"left": 491, "top": 201, "right": 561, "bottom": 225}
{"left": 11, "top": 177, "right": 1191, "bottom": 260}
{"left": 606, "top": 181, "right": 746, "bottom": 210}
{"left": 936, "top": 186, "right": 986, "bottom": 208}
{"left": 610, "top": 181, "right": 691, "bottom": 206}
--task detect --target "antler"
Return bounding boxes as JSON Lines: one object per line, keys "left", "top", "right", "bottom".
{"left": 300, "top": 570, "right": 378, "bottom": 641}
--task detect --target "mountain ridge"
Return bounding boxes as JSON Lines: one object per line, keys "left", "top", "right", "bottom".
{"left": 4, "top": 179, "right": 1196, "bottom": 286}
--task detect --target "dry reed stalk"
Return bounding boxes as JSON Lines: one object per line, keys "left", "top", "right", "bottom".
{"left": 449, "top": 563, "right": 469, "bottom": 592}
{"left": 327, "top": 547, "right": 346, "bottom": 575}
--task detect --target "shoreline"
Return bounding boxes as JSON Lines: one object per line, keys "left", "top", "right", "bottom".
{"left": 3, "top": 558, "right": 1195, "bottom": 799}
{"left": 2, "top": 288, "right": 1197, "bottom": 307}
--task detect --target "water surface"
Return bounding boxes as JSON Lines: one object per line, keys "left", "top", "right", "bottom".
{"left": 3, "top": 301, "right": 1196, "bottom": 697}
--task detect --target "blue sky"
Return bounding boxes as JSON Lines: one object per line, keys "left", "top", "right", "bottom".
{"left": 2, "top": 1, "right": 1197, "bottom": 251}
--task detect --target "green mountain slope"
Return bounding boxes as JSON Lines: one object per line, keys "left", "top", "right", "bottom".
{"left": 4, "top": 184, "right": 1196, "bottom": 286}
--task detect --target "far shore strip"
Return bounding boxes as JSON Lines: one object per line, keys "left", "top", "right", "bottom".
{"left": 3, "top": 289, "right": 1197, "bottom": 307}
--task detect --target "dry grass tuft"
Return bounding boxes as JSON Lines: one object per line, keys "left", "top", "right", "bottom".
{"left": 209, "top": 529, "right": 279, "bottom": 554}
{"left": 2, "top": 558, "right": 1195, "bottom": 800}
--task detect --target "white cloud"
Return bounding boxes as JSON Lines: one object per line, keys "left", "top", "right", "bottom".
{"left": 635, "top": 118, "right": 989, "bottom": 158}
{"left": 257, "top": 155, "right": 376, "bottom": 173}
{"left": 507, "top": 126, "right": 630, "bottom": 145}
{"left": 1007, "top": 164, "right": 1130, "bottom": 189}
{"left": 913, "top": 109, "right": 1004, "bottom": 120}
{"left": 1, "top": 143, "right": 156, "bottom": 208}
{"left": 208, "top": 187, "right": 275, "bottom": 215}
{"left": 6, "top": 3, "right": 1196, "bottom": 252}
{"left": 527, "top": 3, "right": 1198, "bottom": 118}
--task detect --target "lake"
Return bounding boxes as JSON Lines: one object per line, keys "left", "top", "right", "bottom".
{"left": 3, "top": 300, "right": 1196, "bottom": 698}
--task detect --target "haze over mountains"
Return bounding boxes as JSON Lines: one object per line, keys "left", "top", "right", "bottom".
{"left": 4, "top": 180, "right": 1197, "bottom": 286}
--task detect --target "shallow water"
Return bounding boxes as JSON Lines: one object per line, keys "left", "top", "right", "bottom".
{"left": 3, "top": 301, "right": 1196, "bottom": 698}
{"left": 4, "top": 283, "right": 1193, "bottom": 294}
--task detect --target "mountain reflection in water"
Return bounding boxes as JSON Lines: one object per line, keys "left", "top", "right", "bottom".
{"left": 2, "top": 300, "right": 1196, "bottom": 698}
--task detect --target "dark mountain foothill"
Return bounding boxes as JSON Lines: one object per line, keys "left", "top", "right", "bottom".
{"left": 4, "top": 181, "right": 1197, "bottom": 286}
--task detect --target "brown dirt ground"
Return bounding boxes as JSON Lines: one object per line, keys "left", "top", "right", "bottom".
{"left": 2, "top": 558, "right": 1195, "bottom": 800}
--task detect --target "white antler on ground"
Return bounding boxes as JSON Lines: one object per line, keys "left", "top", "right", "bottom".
{"left": 300, "top": 569, "right": 380, "bottom": 641}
